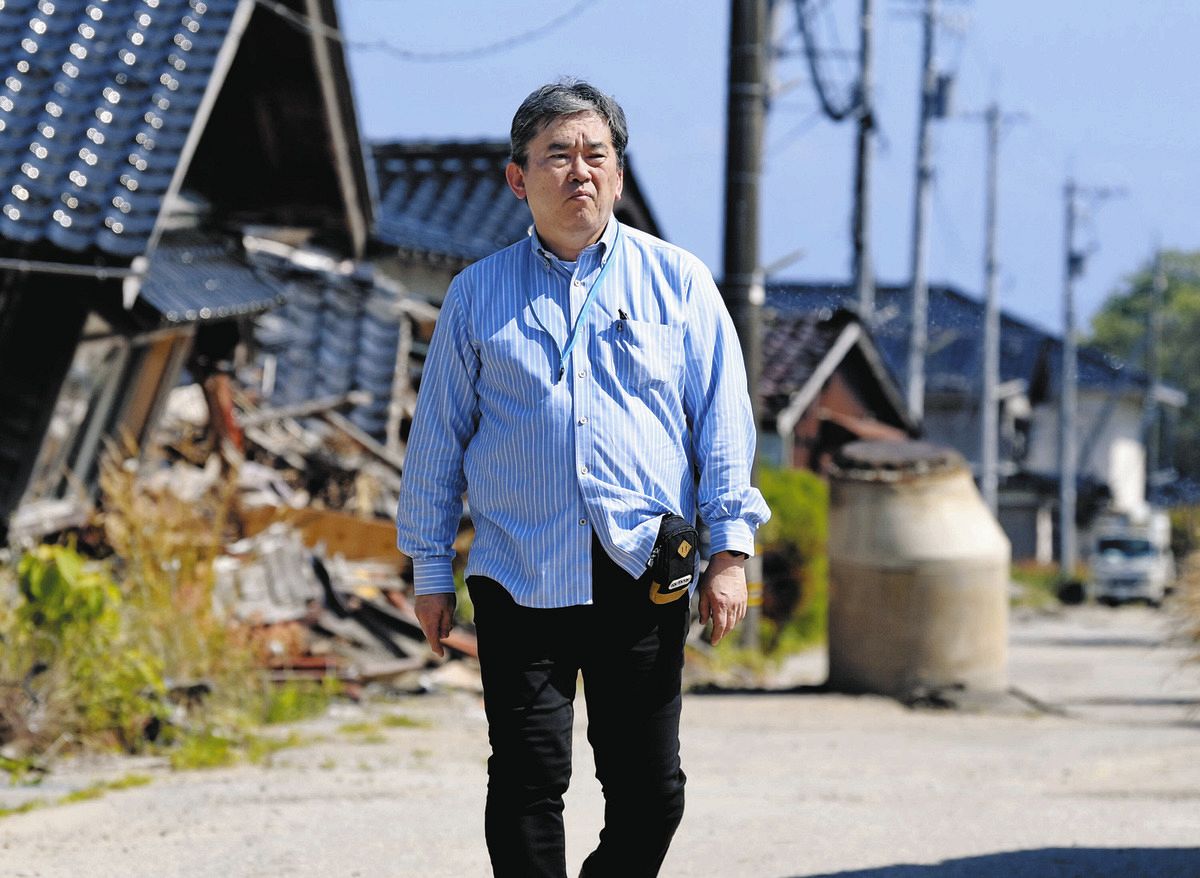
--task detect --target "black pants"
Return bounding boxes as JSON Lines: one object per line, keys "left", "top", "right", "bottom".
{"left": 467, "top": 539, "right": 690, "bottom": 878}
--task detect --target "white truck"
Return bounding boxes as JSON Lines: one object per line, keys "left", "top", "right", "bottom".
{"left": 1087, "top": 509, "right": 1175, "bottom": 606}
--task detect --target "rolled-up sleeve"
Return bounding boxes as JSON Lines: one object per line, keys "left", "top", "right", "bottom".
{"left": 395, "top": 279, "right": 480, "bottom": 595}
{"left": 681, "top": 260, "right": 771, "bottom": 557}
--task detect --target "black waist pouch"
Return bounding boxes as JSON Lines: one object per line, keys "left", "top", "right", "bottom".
{"left": 645, "top": 514, "right": 699, "bottom": 605}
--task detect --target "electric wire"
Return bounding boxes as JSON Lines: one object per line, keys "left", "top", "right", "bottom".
{"left": 791, "top": 0, "right": 862, "bottom": 121}
{"left": 254, "top": 0, "right": 601, "bottom": 62}
{"left": 812, "top": 0, "right": 859, "bottom": 84}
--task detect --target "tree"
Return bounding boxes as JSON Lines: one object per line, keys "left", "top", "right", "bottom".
{"left": 1089, "top": 249, "right": 1200, "bottom": 481}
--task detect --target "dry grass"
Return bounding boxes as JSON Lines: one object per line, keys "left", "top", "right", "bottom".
{"left": 97, "top": 435, "right": 249, "bottom": 687}
{"left": 0, "top": 436, "right": 275, "bottom": 772}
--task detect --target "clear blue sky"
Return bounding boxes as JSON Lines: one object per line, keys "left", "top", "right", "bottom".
{"left": 338, "top": 0, "right": 1199, "bottom": 336}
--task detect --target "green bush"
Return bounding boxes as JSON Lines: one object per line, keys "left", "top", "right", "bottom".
{"left": 1169, "top": 505, "right": 1200, "bottom": 560}
{"left": 755, "top": 464, "right": 830, "bottom": 656}
{"left": 2, "top": 544, "right": 167, "bottom": 757}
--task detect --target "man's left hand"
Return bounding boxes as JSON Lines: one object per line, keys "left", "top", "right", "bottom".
{"left": 698, "top": 552, "right": 748, "bottom": 646}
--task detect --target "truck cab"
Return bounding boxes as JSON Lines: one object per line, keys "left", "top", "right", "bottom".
{"left": 1087, "top": 509, "right": 1174, "bottom": 607}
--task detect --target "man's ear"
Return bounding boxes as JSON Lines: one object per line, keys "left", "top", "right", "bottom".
{"left": 505, "top": 162, "right": 527, "bottom": 200}
{"left": 615, "top": 165, "right": 624, "bottom": 203}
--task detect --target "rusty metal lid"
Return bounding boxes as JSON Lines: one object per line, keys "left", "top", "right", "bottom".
{"left": 830, "top": 440, "right": 967, "bottom": 482}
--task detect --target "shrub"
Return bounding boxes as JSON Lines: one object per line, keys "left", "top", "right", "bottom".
{"left": 1, "top": 544, "right": 167, "bottom": 757}
{"left": 0, "top": 440, "right": 298, "bottom": 777}
{"left": 754, "top": 464, "right": 829, "bottom": 656}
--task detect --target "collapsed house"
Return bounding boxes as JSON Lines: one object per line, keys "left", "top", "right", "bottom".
{"left": 0, "top": 0, "right": 465, "bottom": 680}
{"left": 0, "top": 0, "right": 374, "bottom": 542}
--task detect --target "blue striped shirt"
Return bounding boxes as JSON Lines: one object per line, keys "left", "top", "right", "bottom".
{"left": 394, "top": 217, "right": 770, "bottom": 608}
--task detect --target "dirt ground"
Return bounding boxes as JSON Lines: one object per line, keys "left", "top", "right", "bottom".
{"left": 2, "top": 603, "right": 1199, "bottom": 878}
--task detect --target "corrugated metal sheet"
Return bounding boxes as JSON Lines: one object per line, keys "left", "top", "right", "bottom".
{"left": 0, "top": 0, "right": 238, "bottom": 257}
{"left": 140, "top": 231, "right": 283, "bottom": 322}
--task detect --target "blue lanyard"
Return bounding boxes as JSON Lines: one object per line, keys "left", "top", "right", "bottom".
{"left": 530, "top": 224, "right": 622, "bottom": 383}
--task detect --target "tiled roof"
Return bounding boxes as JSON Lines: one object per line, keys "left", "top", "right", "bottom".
{"left": 139, "top": 230, "right": 283, "bottom": 323}
{"left": 766, "top": 281, "right": 1146, "bottom": 397}
{"left": 759, "top": 306, "right": 913, "bottom": 432}
{"left": 254, "top": 256, "right": 407, "bottom": 439}
{"left": 371, "top": 139, "right": 664, "bottom": 263}
{"left": 372, "top": 141, "right": 533, "bottom": 263}
{"left": 759, "top": 306, "right": 849, "bottom": 418}
{"left": 0, "top": 0, "right": 240, "bottom": 258}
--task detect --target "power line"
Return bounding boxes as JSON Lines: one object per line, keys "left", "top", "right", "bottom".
{"left": 812, "top": 0, "right": 859, "bottom": 83}
{"left": 255, "top": 0, "right": 602, "bottom": 62}
{"left": 792, "top": 0, "right": 862, "bottom": 121}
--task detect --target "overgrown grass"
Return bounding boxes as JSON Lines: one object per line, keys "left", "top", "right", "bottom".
{"left": 167, "top": 729, "right": 303, "bottom": 771}
{"left": 0, "top": 799, "right": 45, "bottom": 819}
{"left": 380, "top": 713, "right": 428, "bottom": 729}
{"left": 1009, "top": 561, "right": 1063, "bottom": 609}
{"left": 0, "top": 773, "right": 152, "bottom": 820}
{"left": 58, "top": 774, "right": 152, "bottom": 804}
{"left": 168, "top": 730, "right": 238, "bottom": 770}
{"left": 262, "top": 678, "right": 340, "bottom": 725}
{"left": 0, "top": 440, "right": 340, "bottom": 782}
{"left": 337, "top": 721, "right": 379, "bottom": 735}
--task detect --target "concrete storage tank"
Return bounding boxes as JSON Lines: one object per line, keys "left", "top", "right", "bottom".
{"left": 826, "top": 440, "right": 1010, "bottom": 699}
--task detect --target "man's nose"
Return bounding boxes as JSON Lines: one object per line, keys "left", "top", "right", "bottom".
{"left": 568, "top": 154, "right": 591, "bottom": 182}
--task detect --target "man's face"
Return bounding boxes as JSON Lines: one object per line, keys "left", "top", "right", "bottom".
{"left": 506, "top": 111, "right": 624, "bottom": 256}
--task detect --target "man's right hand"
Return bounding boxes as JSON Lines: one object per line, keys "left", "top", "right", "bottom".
{"left": 414, "top": 592, "right": 457, "bottom": 658}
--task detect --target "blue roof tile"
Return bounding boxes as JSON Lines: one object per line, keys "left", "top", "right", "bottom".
{"left": 370, "top": 140, "right": 665, "bottom": 264}
{"left": 0, "top": 0, "right": 238, "bottom": 258}
{"left": 372, "top": 141, "right": 533, "bottom": 263}
{"left": 139, "top": 231, "right": 283, "bottom": 322}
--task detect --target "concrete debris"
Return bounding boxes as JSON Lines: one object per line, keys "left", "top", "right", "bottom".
{"left": 213, "top": 524, "right": 322, "bottom": 624}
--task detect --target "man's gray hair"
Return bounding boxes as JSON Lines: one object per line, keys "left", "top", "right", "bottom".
{"left": 509, "top": 79, "right": 628, "bottom": 169}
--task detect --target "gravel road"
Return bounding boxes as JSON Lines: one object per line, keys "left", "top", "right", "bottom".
{"left": 3, "top": 603, "right": 1199, "bottom": 877}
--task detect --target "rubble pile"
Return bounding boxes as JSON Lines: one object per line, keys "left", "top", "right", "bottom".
{"left": 141, "top": 380, "right": 478, "bottom": 691}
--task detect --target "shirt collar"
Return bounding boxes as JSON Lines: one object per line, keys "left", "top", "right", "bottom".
{"left": 528, "top": 215, "right": 620, "bottom": 269}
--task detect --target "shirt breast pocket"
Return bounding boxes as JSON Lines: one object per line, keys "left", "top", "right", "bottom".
{"left": 613, "top": 319, "right": 683, "bottom": 390}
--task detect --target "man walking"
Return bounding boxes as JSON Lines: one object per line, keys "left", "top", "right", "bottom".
{"left": 395, "top": 79, "right": 769, "bottom": 877}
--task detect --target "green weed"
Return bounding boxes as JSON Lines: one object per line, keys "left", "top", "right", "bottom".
{"left": 0, "top": 799, "right": 45, "bottom": 819}
{"left": 263, "top": 678, "right": 339, "bottom": 725}
{"left": 169, "top": 731, "right": 237, "bottom": 770}
{"left": 380, "top": 713, "right": 428, "bottom": 729}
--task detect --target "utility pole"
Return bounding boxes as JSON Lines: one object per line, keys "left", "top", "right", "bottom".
{"left": 965, "top": 103, "right": 1026, "bottom": 513}
{"left": 905, "top": 0, "right": 939, "bottom": 422}
{"left": 1141, "top": 249, "right": 1166, "bottom": 496}
{"left": 722, "top": 0, "right": 768, "bottom": 649}
{"left": 1059, "top": 180, "right": 1080, "bottom": 580}
{"left": 979, "top": 103, "right": 1001, "bottom": 513}
{"left": 1058, "top": 180, "right": 1122, "bottom": 579}
{"left": 851, "top": 0, "right": 876, "bottom": 322}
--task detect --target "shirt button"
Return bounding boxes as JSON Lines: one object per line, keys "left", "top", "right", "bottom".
{"left": 578, "top": 417, "right": 588, "bottom": 425}
{"left": 573, "top": 279, "right": 583, "bottom": 287}
{"left": 579, "top": 518, "right": 587, "bottom": 526}
{"left": 580, "top": 465, "right": 589, "bottom": 475}
{"left": 578, "top": 369, "right": 587, "bottom": 378}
